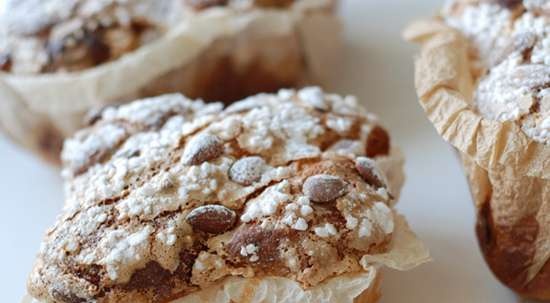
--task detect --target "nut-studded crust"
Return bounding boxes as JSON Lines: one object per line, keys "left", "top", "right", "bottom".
{"left": 441, "top": 0, "right": 550, "bottom": 145}
{"left": 27, "top": 88, "right": 404, "bottom": 303}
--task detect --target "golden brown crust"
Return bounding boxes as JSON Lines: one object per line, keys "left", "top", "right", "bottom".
{"left": 27, "top": 89, "right": 403, "bottom": 303}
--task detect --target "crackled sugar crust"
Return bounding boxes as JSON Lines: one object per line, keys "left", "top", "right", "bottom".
{"left": 0, "top": 0, "right": 296, "bottom": 74}
{"left": 28, "top": 87, "right": 401, "bottom": 303}
{"left": 444, "top": 0, "right": 550, "bottom": 144}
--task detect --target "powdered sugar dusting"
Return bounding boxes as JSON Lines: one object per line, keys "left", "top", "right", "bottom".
{"left": 370, "top": 202, "right": 394, "bottom": 234}
{"left": 281, "top": 195, "right": 314, "bottom": 231}
{"left": 445, "top": 3, "right": 511, "bottom": 65}
{"left": 326, "top": 114, "right": 354, "bottom": 134}
{"left": 102, "top": 94, "right": 221, "bottom": 127}
{"left": 229, "top": 156, "right": 266, "bottom": 185}
{"left": 237, "top": 100, "right": 325, "bottom": 164}
{"left": 445, "top": 1, "right": 550, "bottom": 144}
{"left": 29, "top": 88, "right": 403, "bottom": 303}
{"left": 99, "top": 225, "right": 153, "bottom": 281}
{"left": 314, "top": 223, "right": 338, "bottom": 238}
{"left": 241, "top": 181, "right": 292, "bottom": 223}
{"left": 62, "top": 123, "right": 128, "bottom": 177}
{"left": 240, "top": 243, "right": 259, "bottom": 262}
{"left": 298, "top": 86, "right": 329, "bottom": 111}
{"left": 524, "top": 0, "right": 550, "bottom": 14}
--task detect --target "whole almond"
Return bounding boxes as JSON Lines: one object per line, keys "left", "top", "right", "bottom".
{"left": 186, "top": 0, "right": 228, "bottom": 9}
{"left": 229, "top": 156, "right": 266, "bottom": 186}
{"left": 365, "top": 126, "right": 390, "bottom": 158}
{"left": 186, "top": 205, "right": 236, "bottom": 234}
{"left": 490, "top": 32, "right": 537, "bottom": 66}
{"left": 254, "top": 0, "right": 294, "bottom": 8}
{"left": 182, "top": 134, "right": 224, "bottom": 166}
{"left": 0, "top": 53, "right": 11, "bottom": 71}
{"left": 303, "top": 174, "right": 348, "bottom": 203}
{"left": 355, "top": 157, "right": 386, "bottom": 189}
{"left": 497, "top": 0, "right": 522, "bottom": 8}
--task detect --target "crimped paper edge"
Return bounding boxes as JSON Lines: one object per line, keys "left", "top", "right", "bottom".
{"left": 405, "top": 19, "right": 550, "bottom": 180}
{"left": 22, "top": 213, "right": 428, "bottom": 303}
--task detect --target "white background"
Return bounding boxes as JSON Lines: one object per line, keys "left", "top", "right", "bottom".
{"left": 0, "top": 0, "right": 534, "bottom": 302}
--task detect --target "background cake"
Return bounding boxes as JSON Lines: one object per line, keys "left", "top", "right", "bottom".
{"left": 406, "top": 0, "right": 550, "bottom": 299}
{"left": 0, "top": 0, "right": 340, "bottom": 163}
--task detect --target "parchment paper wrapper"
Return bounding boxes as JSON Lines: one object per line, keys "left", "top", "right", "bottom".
{"left": 21, "top": 214, "right": 429, "bottom": 303}
{"left": 405, "top": 19, "right": 550, "bottom": 300}
{"left": 0, "top": 0, "right": 341, "bottom": 163}
{"left": 375, "top": 148, "right": 406, "bottom": 204}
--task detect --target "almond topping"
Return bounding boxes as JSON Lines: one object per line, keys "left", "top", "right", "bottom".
{"left": 303, "top": 174, "right": 348, "bottom": 203}
{"left": 186, "top": 205, "right": 236, "bottom": 234}
{"left": 182, "top": 134, "right": 224, "bottom": 166}
{"left": 355, "top": 157, "right": 386, "bottom": 189}
{"left": 229, "top": 156, "right": 266, "bottom": 186}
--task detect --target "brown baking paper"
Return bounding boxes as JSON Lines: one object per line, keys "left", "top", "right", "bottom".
{"left": 0, "top": 0, "right": 341, "bottom": 162}
{"left": 21, "top": 213, "right": 428, "bottom": 303}
{"left": 404, "top": 19, "right": 550, "bottom": 180}
{"left": 406, "top": 18, "right": 550, "bottom": 298}
{"left": 461, "top": 154, "right": 550, "bottom": 297}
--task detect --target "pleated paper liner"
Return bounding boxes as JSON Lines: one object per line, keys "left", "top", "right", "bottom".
{"left": 0, "top": 0, "right": 341, "bottom": 164}
{"left": 461, "top": 154, "right": 550, "bottom": 299}
{"left": 22, "top": 214, "right": 429, "bottom": 303}
{"left": 404, "top": 19, "right": 549, "bottom": 180}
{"left": 405, "top": 19, "right": 550, "bottom": 300}
{"left": 21, "top": 272, "right": 380, "bottom": 303}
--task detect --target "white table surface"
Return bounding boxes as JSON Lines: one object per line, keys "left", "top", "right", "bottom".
{"left": 0, "top": 1, "right": 534, "bottom": 302}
